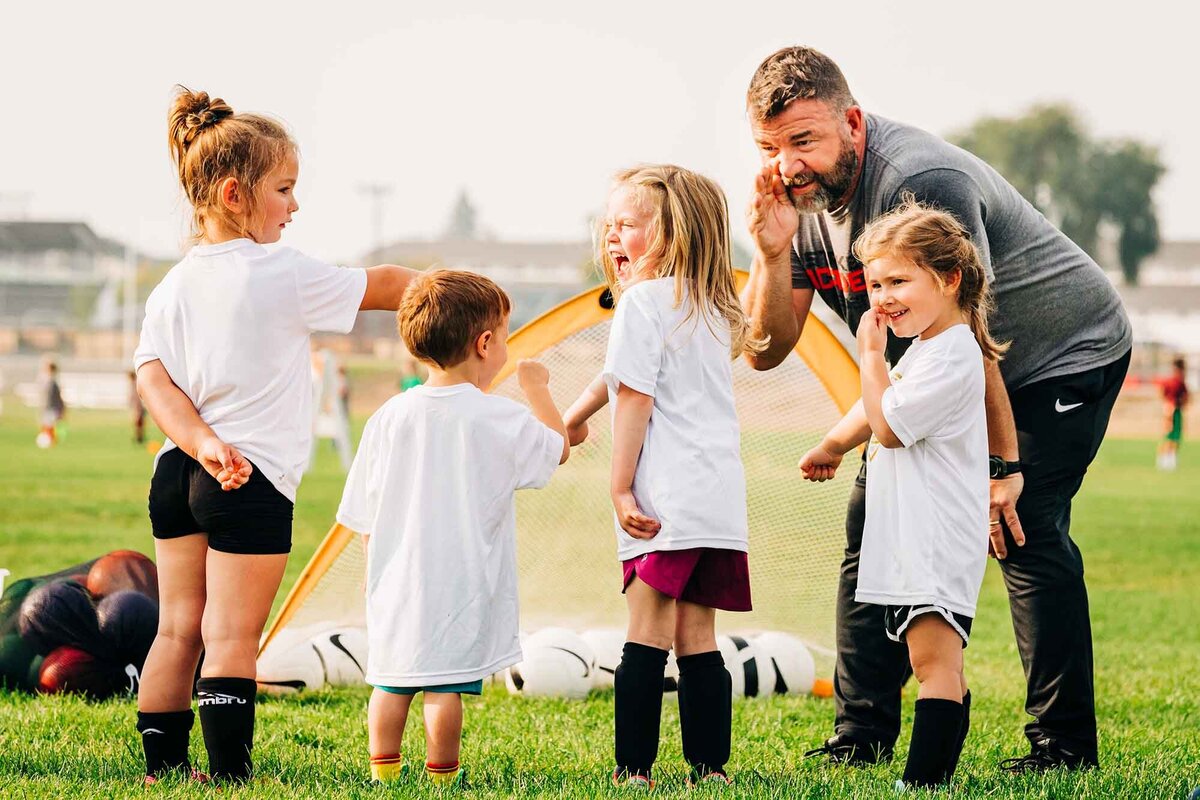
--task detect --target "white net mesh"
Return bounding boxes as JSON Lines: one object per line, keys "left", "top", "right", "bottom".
{"left": 262, "top": 295, "right": 855, "bottom": 673}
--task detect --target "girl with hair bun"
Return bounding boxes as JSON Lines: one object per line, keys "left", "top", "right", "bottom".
{"left": 134, "top": 86, "right": 417, "bottom": 785}
{"left": 800, "top": 199, "right": 1003, "bottom": 789}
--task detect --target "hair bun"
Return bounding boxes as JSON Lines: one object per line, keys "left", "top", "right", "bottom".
{"left": 179, "top": 91, "right": 233, "bottom": 133}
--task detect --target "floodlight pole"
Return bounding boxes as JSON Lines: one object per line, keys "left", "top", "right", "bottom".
{"left": 357, "top": 183, "right": 393, "bottom": 256}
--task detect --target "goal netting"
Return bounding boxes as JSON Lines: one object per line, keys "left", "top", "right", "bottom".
{"left": 259, "top": 274, "right": 859, "bottom": 674}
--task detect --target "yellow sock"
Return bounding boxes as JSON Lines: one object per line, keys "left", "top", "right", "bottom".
{"left": 425, "top": 761, "right": 461, "bottom": 785}
{"left": 369, "top": 754, "right": 405, "bottom": 783}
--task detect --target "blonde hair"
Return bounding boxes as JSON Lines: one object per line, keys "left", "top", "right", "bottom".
{"left": 167, "top": 86, "right": 296, "bottom": 242}
{"left": 397, "top": 269, "right": 511, "bottom": 369}
{"left": 854, "top": 198, "right": 1008, "bottom": 361}
{"left": 596, "top": 165, "right": 765, "bottom": 358}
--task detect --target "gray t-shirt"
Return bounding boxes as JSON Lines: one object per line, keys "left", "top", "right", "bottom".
{"left": 791, "top": 114, "right": 1131, "bottom": 390}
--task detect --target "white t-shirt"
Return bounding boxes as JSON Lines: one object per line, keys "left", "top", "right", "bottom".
{"left": 602, "top": 278, "right": 749, "bottom": 561}
{"left": 336, "top": 383, "right": 564, "bottom": 686}
{"left": 857, "top": 324, "right": 989, "bottom": 617}
{"left": 134, "top": 239, "right": 366, "bottom": 501}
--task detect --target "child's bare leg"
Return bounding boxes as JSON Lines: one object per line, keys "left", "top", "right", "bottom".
{"left": 902, "top": 614, "right": 968, "bottom": 787}
{"left": 137, "top": 534, "right": 207, "bottom": 778}
{"left": 674, "top": 602, "right": 730, "bottom": 780}
{"left": 615, "top": 577, "right": 675, "bottom": 779}
{"left": 422, "top": 691, "right": 464, "bottom": 783}
{"left": 197, "top": 550, "right": 289, "bottom": 782}
{"left": 626, "top": 576, "right": 676, "bottom": 649}
{"left": 368, "top": 688, "right": 413, "bottom": 782}
{"left": 906, "top": 614, "right": 964, "bottom": 700}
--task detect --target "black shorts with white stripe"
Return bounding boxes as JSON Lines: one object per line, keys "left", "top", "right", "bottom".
{"left": 883, "top": 605, "right": 973, "bottom": 648}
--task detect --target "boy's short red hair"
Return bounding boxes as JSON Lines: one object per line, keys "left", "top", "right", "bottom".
{"left": 397, "top": 269, "right": 511, "bottom": 368}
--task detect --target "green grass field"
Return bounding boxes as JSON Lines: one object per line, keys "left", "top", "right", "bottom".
{"left": 0, "top": 405, "right": 1198, "bottom": 798}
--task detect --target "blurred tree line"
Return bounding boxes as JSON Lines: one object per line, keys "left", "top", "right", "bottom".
{"left": 951, "top": 103, "right": 1165, "bottom": 284}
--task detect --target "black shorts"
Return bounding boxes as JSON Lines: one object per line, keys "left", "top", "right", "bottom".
{"left": 884, "top": 605, "right": 973, "bottom": 648}
{"left": 148, "top": 447, "right": 293, "bottom": 555}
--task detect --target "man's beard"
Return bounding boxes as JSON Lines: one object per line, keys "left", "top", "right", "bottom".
{"left": 784, "top": 139, "right": 859, "bottom": 214}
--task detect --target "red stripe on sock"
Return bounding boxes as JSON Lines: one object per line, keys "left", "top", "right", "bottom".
{"left": 370, "top": 754, "right": 402, "bottom": 763}
{"left": 425, "top": 761, "right": 460, "bottom": 772}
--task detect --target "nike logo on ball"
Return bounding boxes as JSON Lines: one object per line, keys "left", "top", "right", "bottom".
{"left": 1055, "top": 399, "right": 1084, "bottom": 413}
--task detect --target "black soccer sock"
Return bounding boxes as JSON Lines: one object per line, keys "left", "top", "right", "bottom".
{"left": 197, "top": 677, "right": 257, "bottom": 782}
{"left": 614, "top": 642, "right": 669, "bottom": 776}
{"left": 676, "top": 650, "right": 732, "bottom": 776}
{"left": 902, "top": 697, "right": 965, "bottom": 787}
{"left": 137, "top": 709, "right": 194, "bottom": 777}
{"left": 944, "top": 691, "right": 971, "bottom": 779}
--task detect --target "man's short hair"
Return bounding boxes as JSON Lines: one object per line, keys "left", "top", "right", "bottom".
{"left": 397, "top": 269, "right": 511, "bottom": 369}
{"left": 746, "top": 46, "right": 857, "bottom": 122}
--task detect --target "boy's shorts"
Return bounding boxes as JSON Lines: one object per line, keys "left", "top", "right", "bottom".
{"left": 148, "top": 447, "right": 293, "bottom": 555}
{"left": 1166, "top": 408, "right": 1183, "bottom": 442}
{"left": 884, "top": 605, "right": 974, "bottom": 648}
{"left": 372, "top": 680, "right": 484, "bottom": 696}
{"left": 622, "top": 547, "right": 752, "bottom": 612}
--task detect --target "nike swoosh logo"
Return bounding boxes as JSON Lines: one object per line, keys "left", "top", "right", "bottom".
{"left": 141, "top": 729, "right": 165, "bottom": 736}
{"left": 330, "top": 633, "right": 365, "bottom": 674}
{"left": 1055, "top": 400, "right": 1084, "bottom": 413}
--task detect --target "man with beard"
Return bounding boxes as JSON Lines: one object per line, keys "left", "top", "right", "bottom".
{"left": 741, "top": 46, "right": 1131, "bottom": 773}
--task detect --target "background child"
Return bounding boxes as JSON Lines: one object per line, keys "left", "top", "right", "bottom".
{"left": 564, "top": 165, "right": 762, "bottom": 788}
{"left": 337, "top": 269, "right": 569, "bottom": 787}
{"left": 134, "top": 87, "right": 417, "bottom": 785}
{"left": 1157, "top": 356, "right": 1188, "bottom": 470}
{"left": 800, "top": 200, "right": 1004, "bottom": 788}
{"left": 38, "top": 359, "right": 65, "bottom": 447}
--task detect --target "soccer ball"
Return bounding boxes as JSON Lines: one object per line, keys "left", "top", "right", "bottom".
{"left": 716, "top": 634, "right": 769, "bottom": 699}
{"left": 256, "top": 632, "right": 325, "bottom": 694}
{"left": 35, "top": 432, "right": 52, "bottom": 449}
{"left": 506, "top": 628, "right": 595, "bottom": 699}
{"left": 753, "top": 631, "right": 816, "bottom": 696}
{"left": 580, "top": 628, "right": 625, "bottom": 689}
{"left": 310, "top": 627, "right": 367, "bottom": 686}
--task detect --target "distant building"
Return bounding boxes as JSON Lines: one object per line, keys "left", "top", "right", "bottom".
{"left": 1122, "top": 240, "right": 1200, "bottom": 286}
{"left": 361, "top": 237, "right": 595, "bottom": 333}
{"left": 1108, "top": 240, "right": 1200, "bottom": 378}
{"left": 0, "top": 221, "right": 125, "bottom": 327}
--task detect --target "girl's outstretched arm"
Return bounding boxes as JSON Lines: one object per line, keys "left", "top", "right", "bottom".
{"left": 136, "top": 360, "right": 251, "bottom": 490}
{"left": 360, "top": 264, "right": 421, "bottom": 311}
{"left": 563, "top": 373, "right": 608, "bottom": 446}
{"left": 610, "top": 383, "right": 660, "bottom": 539}
{"left": 800, "top": 399, "right": 872, "bottom": 482}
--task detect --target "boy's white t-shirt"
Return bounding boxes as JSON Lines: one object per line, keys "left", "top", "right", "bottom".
{"left": 336, "top": 383, "right": 564, "bottom": 686}
{"left": 602, "top": 278, "right": 749, "bottom": 561}
{"left": 133, "top": 239, "right": 367, "bottom": 502}
{"left": 857, "top": 324, "right": 989, "bottom": 617}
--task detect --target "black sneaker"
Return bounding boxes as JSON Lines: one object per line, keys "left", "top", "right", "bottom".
{"left": 999, "top": 738, "right": 1098, "bottom": 773}
{"left": 804, "top": 733, "right": 894, "bottom": 766}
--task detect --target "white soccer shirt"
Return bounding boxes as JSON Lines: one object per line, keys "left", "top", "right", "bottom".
{"left": 857, "top": 324, "right": 990, "bottom": 617}
{"left": 602, "top": 278, "right": 749, "bottom": 561}
{"left": 133, "top": 239, "right": 366, "bottom": 502}
{"left": 336, "top": 384, "right": 564, "bottom": 686}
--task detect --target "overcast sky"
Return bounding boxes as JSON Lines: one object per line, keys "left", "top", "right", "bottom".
{"left": 2, "top": 1, "right": 1196, "bottom": 264}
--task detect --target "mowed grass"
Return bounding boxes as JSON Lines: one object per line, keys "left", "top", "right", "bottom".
{"left": 0, "top": 405, "right": 1198, "bottom": 798}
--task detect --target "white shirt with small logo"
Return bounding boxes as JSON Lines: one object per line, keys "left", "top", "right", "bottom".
{"left": 337, "top": 384, "right": 564, "bottom": 686}
{"left": 134, "top": 239, "right": 366, "bottom": 501}
{"left": 602, "top": 278, "right": 749, "bottom": 561}
{"left": 857, "top": 324, "right": 989, "bottom": 617}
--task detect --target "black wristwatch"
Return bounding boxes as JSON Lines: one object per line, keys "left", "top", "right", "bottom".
{"left": 989, "top": 456, "right": 1022, "bottom": 479}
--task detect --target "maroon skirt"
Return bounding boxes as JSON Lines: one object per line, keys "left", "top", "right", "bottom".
{"left": 621, "top": 547, "right": 752, "bottom": 612}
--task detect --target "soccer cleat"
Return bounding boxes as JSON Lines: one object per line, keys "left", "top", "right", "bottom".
{"left": 804, "top": 733, "right": 894, "bottom": 766}
{"left": 611, "top": 768, "right": 656, "bottom": 790}
{"left": 999, "top": 738, "right": 1098, "bottom": 773}
{"left": 685, "top": 767, "right": 733, "bottom": 788}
